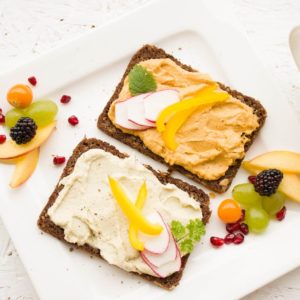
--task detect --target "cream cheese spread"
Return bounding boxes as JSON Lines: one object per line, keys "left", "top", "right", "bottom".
{"left": 48, "top": 149, "right": 202, "bottom": 277}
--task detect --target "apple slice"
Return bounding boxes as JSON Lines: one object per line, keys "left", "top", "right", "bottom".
{"left": 141, "top": 233, "right": 177, "bottom": 267}
{"left": 127, "top": 94, "right": 156, "bottom": 127}
{"left": 247, "top": 151, "right": 300, "bottom": 174}
{"left": 139, "top": 211, "right": 170, "bottom": 254}
{"left": 0, "top": 122, "right": 56, "bottom": 159}
{"left": 142, "top": 248, "right": 181, "bottom": 278}
{"left": 243, "top": 160, "right": 300, "bottom": 203}
{"left": 115, "top": 95, "right": 150, "bottom": 130}
{"left": 144, "top": 89, "right": 180, "bottom": 122}
{"left": 10, "top": 148, "right": 39, "bottom": 188}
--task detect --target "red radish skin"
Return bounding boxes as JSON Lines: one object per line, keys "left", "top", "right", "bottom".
{"left": 139, "top": 211, "right": 170, "bottom": 255}
{"left": 115, "top": 95, "right": 150, "bottom": 130}
{"left": 126, "top": 93, "right": 155, "bottom": 127}
{"left": 144, "top": 89, "right": 180, "bottom": 122}
{"left": 142, "top": 227, "right": 177, "bottom": 267}
{"left": 143, "top": 248, "right": 181, "bottom": 278}
{"left": 128, "top": 119, "right": 153, "bottom": 129}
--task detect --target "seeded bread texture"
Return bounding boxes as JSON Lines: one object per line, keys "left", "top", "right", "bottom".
{"left": 97, "top": 44, "right": 267, "bottom": 193}
{"left": 38, "top": 138, "right": 210, "bottom": 290}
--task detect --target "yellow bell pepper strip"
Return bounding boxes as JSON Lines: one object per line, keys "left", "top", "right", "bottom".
{"left": 156, "top": 84, "right": 216, "bottom": 132}
{"left": 156, "top": 84, "right": 229, "bottom": 132}
{"left": 128, "top": 181, "right": 147, "bottom": 251}
{"left": 162, "top": 106, "right": 199, "bottom": 151}
{"left": 108, "top": 177, "right": 163, "bottom": 235}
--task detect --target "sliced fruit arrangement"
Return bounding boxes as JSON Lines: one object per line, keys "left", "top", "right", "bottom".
{"left": 0, "top": 82, "right": 58, "bottom": 188}
{"left": 114, "top": 64, "right": 230, "bottom": 150}
{"left": 210, "top": 161, "right": 293, "bottom": 248}
{"left": 242, "top": 151, "right": 300, "bottom": 203}
{"left": 232, "top": 170, "right": 286, "bottom": 233}
{"left": 108, "top": 177, "right": 205, "bottom": 278}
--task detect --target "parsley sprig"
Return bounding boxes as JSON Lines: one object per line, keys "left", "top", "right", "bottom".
{"left": 171, "top": 219, "right": 205, "bottom": 254}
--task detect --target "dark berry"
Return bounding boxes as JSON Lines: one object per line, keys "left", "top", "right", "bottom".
{"left": 226, "top": 222, "right": 240, "bottom": 233}
{"left": 68, "top": 115, "right": 79, "bottom": 126}
{"left": 240, "top": 223, "right": 249, "bottom": 235}
{"left": 53, "top": 156, "right": 66, "bottom": 165}
{"left": 233, "top": 233, "right": 244, "bottom": 244}
{"left": 10, "top": 117, "right": 37, "bottom": 144}
{"left": 210, "top": 237, "right": 224, "bottom": 247}
{"left": 0, "top": 114, "right": 5, "bottom": 124}
{"left": 248, "top": 175, "right": 256, "bottom": 184}
{"left": 60, "top": 95, "right": 71, "bottom": 104}
{"left": 224, "top": 233, "right": 235, "bottom": 244}
{"left": 254, "top": 169, "right": 283, "bottom": 196}
{"left": 0, "top": 134, "right": 6, "bottom": 144}
{"left": 276, "top": 206, "right": 286, "bottom": 221}
{"left": 28, "top": 76, "right": 37, "bottom": 86}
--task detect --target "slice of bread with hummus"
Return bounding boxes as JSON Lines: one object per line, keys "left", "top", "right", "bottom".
{"left": 97, "top": 45, "right": 267, "bottom": 193}
{"left": 38, "top": 138, "right": 210, "bottom": 289}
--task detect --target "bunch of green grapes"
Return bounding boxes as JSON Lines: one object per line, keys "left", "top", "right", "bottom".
{"left": 232, "top": 183, "right": 285, "bottom": 233}
{"left": 5, "top": 100, "right": 58, "bottom": 128}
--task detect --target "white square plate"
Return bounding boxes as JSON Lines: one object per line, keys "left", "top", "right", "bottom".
{"left": 1, "top": 0, "right": 300, "bottom": 299}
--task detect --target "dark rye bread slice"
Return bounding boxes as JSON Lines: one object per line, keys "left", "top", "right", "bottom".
{"left": 38, "top": 138, "right": 210, "bottom": 290}
{"left": 97, "top": 45, "right": 267, "bottom": 193}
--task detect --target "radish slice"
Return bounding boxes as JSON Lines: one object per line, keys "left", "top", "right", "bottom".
{"left": 139, "top": 211, "right": 170, "bottom": 254}
{"left": 144, "top": 89, "right": 180, "bottom": 122}
{"left": 115, "top": 94, "right": 149, "bottom": 130}
{"left": 141, "top": 248, "right": 181, "bottom": 278}
{"left": 127, "top": 94, "right": 155, "bottom": 127}
{"left": 141, "top": 233, "right": 177, "bottom": 267}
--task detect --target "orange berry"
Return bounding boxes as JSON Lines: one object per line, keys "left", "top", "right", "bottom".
{"left": 7, "top": 84, "right": 33, "bottom": 108}
{"left": 218, "top": 199, "right": 242, "bottom": 223}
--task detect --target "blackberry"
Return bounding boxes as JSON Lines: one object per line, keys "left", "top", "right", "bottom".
{"left": 254, "top": 169, "right": 283, "bottom": 196}
{"left": 10, "top": 117, "right": 37, "bottom": 144}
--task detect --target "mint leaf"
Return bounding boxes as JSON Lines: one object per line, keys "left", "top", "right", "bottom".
{"left": 171, "top": 220, "right": 186, "bottom": 241}
{"left": 179, "top": 238, "right": 194, "bottom": 254}
{"left": 187, "top": 219, "right": 205, "bottom": 242}
{"left": 128, "top": 65, "right": 157, "bottom": 96}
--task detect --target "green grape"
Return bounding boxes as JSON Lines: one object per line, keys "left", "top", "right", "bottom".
{"left": 246, "top": 207, "right": 270, "bottom": 233}
{"left": 262, "top": 191, "right": 286, "bottom": 216}
{"left": 232, "top": 183, "right": 262, "bottom": 208}
{"left": 5, "top": 108, "right": 24, "bottom": 128}
{"left": 25, "top": 100, "right": 58, "bottom": 127}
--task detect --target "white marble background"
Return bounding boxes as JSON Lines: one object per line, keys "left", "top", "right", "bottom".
{"left": 0, "top": 0, "right": 300, "bottom": 299}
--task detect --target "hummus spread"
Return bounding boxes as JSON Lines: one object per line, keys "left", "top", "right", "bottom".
{"left": 108, "top": 58, "right": 259, "bottom": 180}
{"left": 48, "top": 149, "right": 202, "bottom": 277}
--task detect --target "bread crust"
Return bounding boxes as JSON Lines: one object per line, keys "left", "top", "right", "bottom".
{"left": 97, "top": 44, "right": 267, "bottom": 193}
{"left": 38, "top": 138, "right": 210, "bottom": 290}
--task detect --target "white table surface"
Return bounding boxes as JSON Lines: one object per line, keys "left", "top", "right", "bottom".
{"left": 0, "top": 0, "right": 300, "bottom": 299}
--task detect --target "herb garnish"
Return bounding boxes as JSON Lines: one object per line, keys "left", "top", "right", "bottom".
{"left": 128, "top": 64, "right": 157, "bottom": 96}
{"left": 171, "top": 218, "right": 205, "bottom": 254}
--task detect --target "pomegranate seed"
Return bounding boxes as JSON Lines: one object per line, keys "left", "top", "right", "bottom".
{"left": 276, "top": 206, "right": 286, "bottom": 221}
{"left": 248, "top": 175, "right": 256, "bottom": 184}
{"left": 226, "top": 222, "right": 240, "bottom": 233}
{"left": 240, "top": 223, "right": 249, "bottom": 235}
{"left": 53, "top": 156, "right": 66, "bottom": 165}
{"left": 0, "top": 134, "right": 6, "bottom": 144}
{"left": 233, "top": 233, "right": 244, "bottom": 244}
{"left": 28, "top": 76, "right": 37, "bottom": 86}
{"left": 0, "top": 114, "right": 5, "bottom": 124}
{"left": 60, "top": 95, "right": 71, "bottom": 104}
{"left": 224, "top": 233, "right": 235, "bottom": 244}
{"left": 238, "top": 209, "right": 246, "bottom": 222}
{"left": 68, "top": 115, "right": 79, "bottom": 126}
{"left": 210, "top": 237, "right": 224, "bottom": 247}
